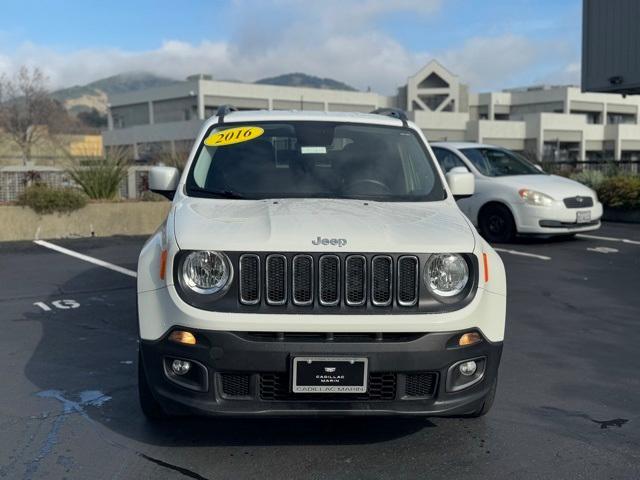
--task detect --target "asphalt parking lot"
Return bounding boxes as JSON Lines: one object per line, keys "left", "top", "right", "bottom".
{"left": 1, "top": 223, "right": 639, "bottom": 480}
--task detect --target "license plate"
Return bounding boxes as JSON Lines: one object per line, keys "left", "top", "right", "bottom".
{"left": 576, "top": 210, "right": 591, "bottom": 223}
{"left": 292, "top": 357, "right": 368, "bottom": 393}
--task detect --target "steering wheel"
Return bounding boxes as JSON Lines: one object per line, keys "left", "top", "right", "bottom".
{"left": 345, "top": 179, "right": 392, "bottom": 194}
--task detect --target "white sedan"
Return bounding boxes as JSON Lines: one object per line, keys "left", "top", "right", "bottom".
{"left": 431, "top": 142, "right": 603, "bottom": 242}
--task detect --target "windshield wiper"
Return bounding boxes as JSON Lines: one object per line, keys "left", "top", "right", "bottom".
{"left": 189, "top": 187, "right": 247, "bottom": 199}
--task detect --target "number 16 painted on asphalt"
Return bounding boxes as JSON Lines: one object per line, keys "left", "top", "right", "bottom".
{"left": 34, "top": 299, "right": 80, "bottom": 311}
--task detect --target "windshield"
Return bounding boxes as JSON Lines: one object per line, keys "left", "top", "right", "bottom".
{"left": 460, "top": 147, "right": 543, "bottom": 177}
{"left": 186, "top": 121, "right": 445, "bottom": 202}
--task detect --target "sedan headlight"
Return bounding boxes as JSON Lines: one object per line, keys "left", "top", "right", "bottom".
{"left": 181, "top": 251, "right": 231, "bottom": 294}
{"left": 424, "top": 253, "right": 469, "bottom": 297}
{"left": 519, "top": 189, "right": 554, "bottom": 206}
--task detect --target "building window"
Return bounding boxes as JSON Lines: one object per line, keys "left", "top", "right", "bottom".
{"left": 607, "top": 112, "right": 636, "bottom": 124}
{"left": 110, "top": 103, "right": 149, "bottom": 129}
{"left": 570, "top": 110, "right": 601, "bottom": 124}
{"left": 543, "top": 141, "right": 580, "bottom": 162}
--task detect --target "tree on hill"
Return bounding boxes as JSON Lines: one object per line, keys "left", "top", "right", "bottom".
{"left": 0, "top": 67, "right": 68, "bottom": 165}
{"left": 77, "top": 108, "right": 108, "bottom": 129}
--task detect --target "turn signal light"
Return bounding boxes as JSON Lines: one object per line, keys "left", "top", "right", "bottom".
{"left": 169, "top": 330, "right": 197, "bottom": 345}
{"left": 159, "top": 249, "right": 168, "bottom": 280}
{"left": 458, "top": 332, "right": 482, "bottom": 347}
{"left": 482, "top": 253, "right": 489, "bottom": 283}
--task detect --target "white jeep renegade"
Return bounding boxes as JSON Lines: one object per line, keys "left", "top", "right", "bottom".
{"left": 137, "top": 107, "right": 506, "bottom": 419}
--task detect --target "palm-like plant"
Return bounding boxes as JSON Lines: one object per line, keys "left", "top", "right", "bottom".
{"left": 67, "top": 148, "right": 129, "bottom": 200}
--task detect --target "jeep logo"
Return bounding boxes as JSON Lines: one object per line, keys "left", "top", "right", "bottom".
{"left": 312, "top": 236, "right": 347, "bottom": 247}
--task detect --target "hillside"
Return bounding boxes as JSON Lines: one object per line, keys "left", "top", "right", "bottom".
{"left": 51, "top": 71, "right": 357, "bottom": 115}
{"left": 255, "top": 72, "right": 357, "bottom": 91}
{"left": 52, "top": 72, "right": 176, "bottom": 114}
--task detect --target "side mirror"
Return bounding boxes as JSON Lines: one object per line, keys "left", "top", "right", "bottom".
{"left": 149, "top": 166, "right": 180, "bottom": 200}
{"left": 446, "top": 167, "right": 475, "bottom": 200}
{"left": 534, "top": 164, "right": 544, "bottom": 172}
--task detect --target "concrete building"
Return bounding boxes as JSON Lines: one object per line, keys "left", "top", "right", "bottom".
{"left": 103, "top": 61, "right": 640, "bottom": 164}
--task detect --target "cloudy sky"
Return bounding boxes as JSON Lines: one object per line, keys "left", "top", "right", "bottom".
{"left": 0, "top": 0, "right": 582, "bottom": 94}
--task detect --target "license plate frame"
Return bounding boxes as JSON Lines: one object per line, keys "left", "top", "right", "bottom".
{"left": 576, "top": 210, "right": 591, "bottom": 223}
{"left": 292, "top": 357, "right": 368, "bottom": 393}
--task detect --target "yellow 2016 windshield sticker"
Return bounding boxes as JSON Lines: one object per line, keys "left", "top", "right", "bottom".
{"left": 204, "top": 126, "right": 264, "bottom": 147}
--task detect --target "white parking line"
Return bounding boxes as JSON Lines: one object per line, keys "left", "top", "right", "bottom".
{"left": 576, "top": 233, "right": 640, "bottom": 246}
{"left": 493, "top": 247, "right": 551, "bottom": 261}
{"left": 34, "top": 240, "right": 137, "bottom": 278}
{"left": 587, "top": 246, "right": 619, "bottom": 254}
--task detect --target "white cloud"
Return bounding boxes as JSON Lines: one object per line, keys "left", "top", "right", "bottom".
{"left": 536, "top": 62, "right": 581, "bottom": 86}
{"left": 0, "top": 0, "right": 578, "bottom": 94}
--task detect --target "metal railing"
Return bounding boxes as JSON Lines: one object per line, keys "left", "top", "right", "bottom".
{"left": 539, "top": 160, "right": 640, "bottom": 175}
{"left": 0, "top": 166, "right": 156, "bottom": 202}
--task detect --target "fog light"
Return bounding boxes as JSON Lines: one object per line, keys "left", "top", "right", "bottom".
{"left": 459, "top": 360, "right": 477, "bottom": 376}
{"left": 171, "top": 359, "right": 191, "bottom": 375}
{"left": 169, "top": 330, "right": 197, "bottom": 345}
{"left": 459, "top": 332, "right": 482, "bottom": 347}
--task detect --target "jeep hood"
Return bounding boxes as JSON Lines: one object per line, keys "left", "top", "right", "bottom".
{"left": 173, "top": 198, "right": 475, "bottom": 253}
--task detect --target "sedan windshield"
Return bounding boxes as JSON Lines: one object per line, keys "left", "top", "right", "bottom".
{"left": 460, "top": 148, "right": 543, "bottom": 177}
{"left": 186, "top": 122, "right": 445, "bottom": 202}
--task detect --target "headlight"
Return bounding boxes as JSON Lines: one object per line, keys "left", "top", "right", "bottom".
{"left": 424, "top": 253, "right": 469, "bottom": 297}
{"left": 519, "top": 189, "right": 554, "bottom": 206}
{"left": 181, "top": 251, "right": 231, "bottom": 294}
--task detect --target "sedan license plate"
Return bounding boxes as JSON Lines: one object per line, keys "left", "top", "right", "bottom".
{"left": 576, "top": 210, "right": 591, "bottom": 223}
{"left": 292, "top": 357, "right": 368, "bottom": 393}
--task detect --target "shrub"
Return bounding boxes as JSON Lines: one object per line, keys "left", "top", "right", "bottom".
{"left": 18, "top": 185, "right": 87, "bottom": 214}
{"left": 596, "top": 176, "right": 640, "bottom": 210}
{"left": 67, "top": 151, "right": 128, "bottom": 200}
{"left": 570, "top": 170, "right": 606, "bottom": 190}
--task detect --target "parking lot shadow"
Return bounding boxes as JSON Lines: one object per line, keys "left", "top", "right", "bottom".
{"left": 491, "top": 233, "right": 580, "bottom": 246}
{"left": 22, "top": 268, "right": 436, "bottom": 448}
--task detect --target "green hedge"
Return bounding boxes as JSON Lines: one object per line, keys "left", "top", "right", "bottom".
{"left": 570, "top": 170, "right": 606, "bottom": 190}
{"left": 596, "top": 176, "right": 640, "bottom": 210}
{"left": 18, "top": 185, "right": 87, "bottom": 214}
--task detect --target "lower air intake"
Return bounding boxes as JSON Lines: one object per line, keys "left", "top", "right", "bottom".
{"left": 220, "top": 373, "right": 250, "bottom": 397}
{"left": 259, "top": 372, "right": 397, "bottom": 401}
{"left": 405, "top": 372, "right": 438, "bottom": 397}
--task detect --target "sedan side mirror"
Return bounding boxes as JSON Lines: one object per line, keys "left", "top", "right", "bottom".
{"left": 446, "top": 167, "right": 475, "bottom": 200}
{"left": 534, "top": 164, "right": 544, "bottom": 172}
{"left": 149, "top": 166, "right": 180, "bottom": 200}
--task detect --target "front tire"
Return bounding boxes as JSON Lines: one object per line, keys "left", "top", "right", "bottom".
{"left": 479, "top": 204, "right": 516, "bottom": 243}
{"left": 138, "top": 349, "right": 168, "bottom": 421}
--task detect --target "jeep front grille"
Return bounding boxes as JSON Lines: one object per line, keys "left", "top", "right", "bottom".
{"left": 292, "top": 255, "right": 313, "bottom": 305}
{"left": 265, "top": 254, "right": 287, "bottom": 305}
{"left": 397, "top": 256, "right": 419, "bottom": 306}
{"left": 239, "top": 254, "right": 260, "bottom": 305}
{"left": 345, "top": 255, "right": 366, "bottom": 306}
{"left": 319, "top": 255, "right": 340, "bottom": 306}
{"left": 371, "top": 256, "right": 393, "bottom": 306}
{"left": 239, "top": 253, "right": 420, "bottom": 308}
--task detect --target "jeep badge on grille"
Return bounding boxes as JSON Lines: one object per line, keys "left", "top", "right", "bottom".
{"left": 312, "top": 236, "right": 347, "bottom": 247}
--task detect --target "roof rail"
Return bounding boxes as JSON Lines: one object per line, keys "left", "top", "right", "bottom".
{"left": 216, "top": 104, "right": 238, "bottom": 124}
{"left": 370, "top": 108, "right": 408, "bottom": 126}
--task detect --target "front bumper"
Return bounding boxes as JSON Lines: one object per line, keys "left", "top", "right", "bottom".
{"left": 140, "top": 329, "right": 502, "bottom": 416}
{"left": 512, "top": 201, "right": 603, "bottom": 235}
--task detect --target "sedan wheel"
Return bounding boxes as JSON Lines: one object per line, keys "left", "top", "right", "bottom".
{"left": 480, "top": 205, "right": 516, "bottom": 243}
